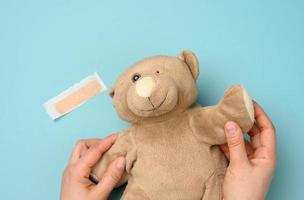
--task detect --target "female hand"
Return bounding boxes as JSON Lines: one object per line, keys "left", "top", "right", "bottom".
{"left": 220, "top": 102, "right": 276, "bottom": 200}
{"left": 60, "top": 134, "right": 126, "bottom": 200}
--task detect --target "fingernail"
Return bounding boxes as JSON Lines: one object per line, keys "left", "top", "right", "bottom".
{"left": 225, "top": 121, "right": 237, "bottom": 136}
{"left": 116, "top": 157, "right": 126, "bottom": 170}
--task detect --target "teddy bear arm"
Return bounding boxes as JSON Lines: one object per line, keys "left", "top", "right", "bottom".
{"left": 190, "top": 85, "right": 254, "bottom": 145}
{"left": 189, "top": 106, "right": 227, "bottom": 145}
{"left": 216, "top": 85, "right": 254, "bottom": 133}
{"left": 90, "top": 130, "right": 136, "bottom": 186}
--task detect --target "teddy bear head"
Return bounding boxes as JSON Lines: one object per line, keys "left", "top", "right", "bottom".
{"left": 109, "top": 50, "right": 199, "bottom": 123}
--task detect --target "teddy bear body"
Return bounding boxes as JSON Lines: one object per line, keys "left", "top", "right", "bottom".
{"left": 121, "top": 107, "right": 227, "bottom": 199}
{"left": 90, "top": 51, "right": 254, "bottom": 200}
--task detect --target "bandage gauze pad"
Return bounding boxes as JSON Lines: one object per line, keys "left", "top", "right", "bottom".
{"left": 44, "top": 73, "right": 106, "bottom": 120}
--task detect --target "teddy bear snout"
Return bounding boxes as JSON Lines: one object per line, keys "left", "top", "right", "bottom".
{"left": 135, "top": 76, "right": 156, "bottom": 98}
{"left": 126, "top": 74, "right": 178, "bottom": 117}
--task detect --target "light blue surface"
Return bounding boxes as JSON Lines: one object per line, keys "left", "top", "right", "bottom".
{"left": 0, "top": 0, "right": 303, "bottom": 199}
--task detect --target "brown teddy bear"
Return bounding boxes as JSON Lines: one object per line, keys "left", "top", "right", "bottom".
{"left": 90, "top": 50, "right": 254, "bottom": 199}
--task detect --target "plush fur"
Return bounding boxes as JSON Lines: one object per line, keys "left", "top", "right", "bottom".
{"left": 90, "top": 51, "right": 254, "bottom": 200}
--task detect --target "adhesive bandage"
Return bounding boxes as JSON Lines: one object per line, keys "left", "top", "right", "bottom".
{"left": 44, "top": 73, "right": 107, "bottom": 120}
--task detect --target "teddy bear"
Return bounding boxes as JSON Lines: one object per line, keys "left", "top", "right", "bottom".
{"left": 90, "top": 50, "right": 255, "bottom": 200}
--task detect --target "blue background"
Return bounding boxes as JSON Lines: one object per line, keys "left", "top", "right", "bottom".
{"left": 0, "top": 0, "right": 303, "bottom": 199}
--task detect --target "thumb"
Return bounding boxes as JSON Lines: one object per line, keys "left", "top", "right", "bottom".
{"left": 93, "top": 156, "right": 126, "bottom": 199}
{"left": 224, "top": 121, "right": 248, "bottom": 165}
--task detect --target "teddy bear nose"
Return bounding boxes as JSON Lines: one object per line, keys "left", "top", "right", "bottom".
{"left": 135, "top": 77, "right": 156, "bottom": 98}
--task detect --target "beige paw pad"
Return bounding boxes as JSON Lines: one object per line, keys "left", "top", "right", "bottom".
{"left": 241, "top": 86, "right": 254, "bottom": 122}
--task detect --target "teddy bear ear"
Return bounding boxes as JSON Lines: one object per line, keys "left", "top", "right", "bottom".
{"left": 177, "top": 50, "right": 199, "bottom": 80}
{"left": 108, "top": 87, "right": 115, "bottom": 98}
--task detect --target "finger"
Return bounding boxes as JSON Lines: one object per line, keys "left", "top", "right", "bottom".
{"left": 220, "top": 141, "right": 254, "bottom": 160}
{"left": 77, "top": 134, "right": 117, "bottom": 171}
{"left": 92, "top": 156, "right": 126, "bottom": 199}
{"left": 248, "top": 123, "right": 261, "bottom": 149}
{"left": 69, "top": 139, "right": 101, "bottom": 165}
{"left": 253, "top": 102, "right": 276, "bottom": 155}
{"left": 224, "top": 121, "right": 249, "bottom": 165}
{"left": 244, "top": 141, "right": 254, "bottom": 158}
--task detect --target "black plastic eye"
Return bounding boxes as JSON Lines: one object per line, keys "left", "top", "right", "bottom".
{"left": 132, "top": 73, "right": 141, "bottom": 82}
{"left": 156, "top": 70, "right": 160, "bottom": 74}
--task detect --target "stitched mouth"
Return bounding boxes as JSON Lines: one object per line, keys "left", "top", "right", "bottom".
{"left": 137, "top": 94, "right": 168, "bottom": 112}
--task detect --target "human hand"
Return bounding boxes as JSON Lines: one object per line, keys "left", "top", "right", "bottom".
{"left": 220, "top": 102, "right": 276, "bottom": 200}
{"left": 60, "top": 134, "right": 126, "bottom": 200}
